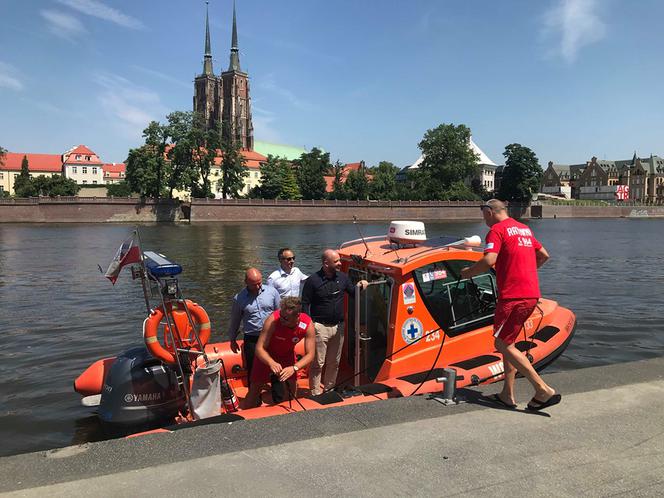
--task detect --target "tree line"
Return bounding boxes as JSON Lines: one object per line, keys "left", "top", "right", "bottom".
{"left": 246, "top": 123, "right": 542, "bottom": 203}
{"left": 1, "top": 121, "right": 543, "bottom": 203}
{"left": 124, "top": 111, "right": 247, "bottom": 199}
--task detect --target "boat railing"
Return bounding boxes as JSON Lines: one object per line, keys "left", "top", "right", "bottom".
{"left": 401, "top": 236, "right": 482, "bottom": 264}
{"left": 339, "top": 235, "right": 386, "bottom": 251}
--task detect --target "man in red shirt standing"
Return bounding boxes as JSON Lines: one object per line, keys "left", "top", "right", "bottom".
{"left": 461, "top": 199, "right": 561, "bottom": 411}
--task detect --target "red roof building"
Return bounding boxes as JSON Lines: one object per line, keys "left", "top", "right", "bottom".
{"left": 2, "top": 152, "right": 63, "bottom": 172}
{"left": 102, "top": 163, "right": 126, "bottom": 184}
{"left": 62, "top": 145, "right": 105, "bottom": 185}
{"left": 324, "top": 161, "right": 371, "bottom": 192}
{"left": 62, "top": 145, "right": 103, "bottom": 164}
{"left": 0, "top": 152, "right": 64, "bottom": 195}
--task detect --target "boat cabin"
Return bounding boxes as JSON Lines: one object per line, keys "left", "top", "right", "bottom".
{"left": 338, "top": 221, "right": 496, "bottom": 385}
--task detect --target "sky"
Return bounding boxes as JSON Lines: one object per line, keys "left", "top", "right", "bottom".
{"left": 1, "top": 0, "right": 663, "bottom": 168}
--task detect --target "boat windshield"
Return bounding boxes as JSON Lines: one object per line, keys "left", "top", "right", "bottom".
{"left": 413, "top": 260, "right": 496, "bottom": 337}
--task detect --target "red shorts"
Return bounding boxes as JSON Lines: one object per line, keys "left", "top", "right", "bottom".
{"left": 250, "top": 353, "right": 294, "bottom": 385}
{"left": 493, "top": 298, "right": 538, "bottom": 345}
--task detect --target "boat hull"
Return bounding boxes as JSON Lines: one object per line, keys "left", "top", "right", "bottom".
{"left": 74, "top": 300, "right": 575, "bottom": 429}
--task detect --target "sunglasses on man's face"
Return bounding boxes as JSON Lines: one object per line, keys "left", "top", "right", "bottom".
{"left": 281, "top": 256, "right": 295, "bottom": 261}
{"left": 480, "top": 205, "right": 491, "bottom": 212}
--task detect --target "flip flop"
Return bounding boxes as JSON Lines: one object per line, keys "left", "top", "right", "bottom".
{"left": 488, "top": 393, "right": 517, "bottom": 409}
{"left": 527, "top": 393, "right": 562, "bottom": 411}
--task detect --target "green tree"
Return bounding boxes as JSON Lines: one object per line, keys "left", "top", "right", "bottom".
{"left": 294, "top": 147, "right": 330, "bottom": 200}
{"left": 165, "top": 111, "right": 196, "bottom": 198}
{"left": 106, "top": 181, "right": 132, "bottom": 197}
{"left": 256, "top": 155, "right": 301, "bottom": 199}
{"left": 125, "top": 145, "right": 162, "bottom": 198}
{"left": 142, "top": 121, "right": 170, "bottom": 198}
{"left": 255, "top": 155, "right": 282, "bottom": 199}
{"left": 344, "top": 164, "right": 370, "bottom": 200}
{"left": 369, "top": 161, "right": 399, "bottom": 200}
{"left": 125, "top": 120, "right": 172, "bottom": 199}
{"left": 278, "top": 159, "right": 301, "bottom": 199}
{"left": 32, "top": 175, "right": 79, "bottom": 196}
{"left": 416, "top": 123, "right": 479, "bottom": 200}
{"left": 217, "top": 123, "right": 248, "bottom": 199}
{"left": 498, "top": 144, "right": 543, "bottom": 203}
{"left": 13, "top": 155, "right": 37, "bottom": 197}
{"left": 440, "top": 180, "right": 477, "bottom": 200}
{"left": 328, "top": 161, "right": 346, "bottom": 200}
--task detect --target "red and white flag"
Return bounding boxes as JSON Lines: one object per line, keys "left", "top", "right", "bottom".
{"left": 104, "top": 233, "right": 142, "bottom": 284}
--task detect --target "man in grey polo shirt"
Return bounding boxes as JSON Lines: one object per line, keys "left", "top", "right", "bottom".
{"left": 267, "top": 247, "right": 308, "bottom": 298}
{"left": 228, "top": 267, "right": 280, "bottom": 381}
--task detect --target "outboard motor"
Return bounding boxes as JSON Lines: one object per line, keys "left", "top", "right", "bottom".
{"left": 98, "top": 346, "right": 184, "bottom": 425}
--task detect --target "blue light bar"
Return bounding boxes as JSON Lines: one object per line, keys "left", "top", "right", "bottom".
{"left": 143, "top": 251, "right": 182, "bottom": 278}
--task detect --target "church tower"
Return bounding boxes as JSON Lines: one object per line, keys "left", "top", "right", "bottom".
{"left": 220, "top": 1, "right": 254, "bottom": 150}
{"left": 193, "top": 2, "right": 223, "bottom": 132}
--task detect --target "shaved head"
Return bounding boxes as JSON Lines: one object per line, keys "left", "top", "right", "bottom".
{"left": 321, "top": 249, "right": 341, "bottom": 276}
{"left": 480, "top": 198, "right": 509, "bottom": 227}
{"left": 245, "top": 267, "right": 262, "bottom": 294}
{"left": 485, "top": 199, "right": 506, "bottom": 212}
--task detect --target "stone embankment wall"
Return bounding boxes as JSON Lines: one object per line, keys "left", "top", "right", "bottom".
{"left": 190, "top": 199, "right": 483, "bottom": 222}
{"left": 2, "top": 198, "right": 664, "bottom": 223}
{"left": 0, "top": 198, "right": 184, "bottom": 223}
{"left": 534, "top": 204, "right": 664, "bottom": 218}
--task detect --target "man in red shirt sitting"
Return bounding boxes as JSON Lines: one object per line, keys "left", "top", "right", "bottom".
{"left": 461, "top": 199, "right": 561, "bottom": 411}
{"left": 244, "top": 296, "right": 316, "bottom": 408}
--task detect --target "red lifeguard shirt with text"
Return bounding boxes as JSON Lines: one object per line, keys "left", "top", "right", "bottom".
{"left": 484, "top": 217, "right": 542, "bottom": 299}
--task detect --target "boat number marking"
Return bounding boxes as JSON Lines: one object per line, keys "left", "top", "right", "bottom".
{"left": 401, "top": 318, "right": 423, "bottom": 344}
{"left": 488, "top": 362, "right": 504, "bottom": 376}
{"left": 424, "top": 330, "right": 441, "bottom": 343}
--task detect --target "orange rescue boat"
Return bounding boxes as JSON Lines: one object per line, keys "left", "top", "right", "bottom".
{"left": 74, "top": 222, "right": 576, "bottom": 432}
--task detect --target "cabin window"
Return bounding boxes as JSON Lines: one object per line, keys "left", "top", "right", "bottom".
{"left": 413, "top": 260, "right": 496, "bottom": 337}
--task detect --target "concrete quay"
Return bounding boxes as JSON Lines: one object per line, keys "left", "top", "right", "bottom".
{"left": 1, "top": 357, "right": 663, "bottom": 497}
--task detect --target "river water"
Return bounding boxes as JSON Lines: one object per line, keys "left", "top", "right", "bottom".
{"left": 1, "top": 219, "right": 663, "bottom": 457}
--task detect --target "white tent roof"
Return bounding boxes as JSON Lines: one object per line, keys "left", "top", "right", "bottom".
{"left": 409, "top": 137, "right": 497, "bottom": 169}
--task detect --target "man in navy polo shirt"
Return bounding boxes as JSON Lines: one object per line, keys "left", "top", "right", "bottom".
{"left": 302, "top": 249, "right": 367, "bottom": 395}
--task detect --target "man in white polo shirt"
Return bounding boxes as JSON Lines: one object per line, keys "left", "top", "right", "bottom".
{"left": 267, "top": 247, "right": 308, "bottom": 298}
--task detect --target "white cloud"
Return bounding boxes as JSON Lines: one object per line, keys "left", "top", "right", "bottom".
{"left": 22, "top": 97, "right": 67, "bottom": 114}
{"left": 258, "top": 73, "right": 315, "bottom": 112}
{"left": 57, "top": 0, "right": 144, "bottom": 29}
{"left": 542, "top": 0, "right": 607, "bottom": 63}
{"left": 130, "top": 65, "right": 191, "bottom": 90}
{"left": 41, "top": 9, "right": 87, "bottom": 40}
{"left": 0, "top": 61, "right": 23, "bottom": 91}
{"left": 251, "top": 104, "right": 282, "bottom": 143}
{"left": 94, "top": 73, "right": 169, "bottom": 139}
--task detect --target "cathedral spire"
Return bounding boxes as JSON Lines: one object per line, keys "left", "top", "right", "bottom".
{"left": 202, "top": 1, "right": 213, "bottom": 75}
{"left": 228, "top": 0, "right": 241, "bottom": 72}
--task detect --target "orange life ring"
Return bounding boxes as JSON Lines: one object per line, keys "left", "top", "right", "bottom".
{"left": 143, "top": 299, "right": 211, "bottom": 364}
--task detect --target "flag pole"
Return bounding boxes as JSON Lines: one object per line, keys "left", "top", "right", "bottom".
{"left": 134, "top": 227, "right": 152, "bottom": 314}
